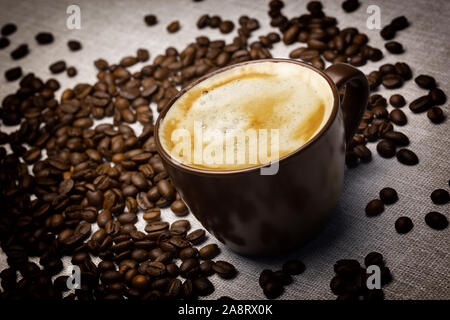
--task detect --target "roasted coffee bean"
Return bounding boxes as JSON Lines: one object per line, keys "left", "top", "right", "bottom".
{"left": 120, "top": 56, "right": 138, "bottom": 67}
{"left": 11, "top": 44, "right": 29, "bottom": 60}
{"left": 390, "top": 109, "right": 407, "bottom": 126}
{"left": 259, "top": 269, "right": 274, "bottom": 287}
{"left": 396, "top": 148, "right": 418, "bottom": 165}
{"left": 342, "top": 0, "right": 360, "bottom": 12}
{"left": 376, "top": 139, "right": 396, "bottom": 158}
{"left": 143, "top": 208, "right": 161, "bottom": 222}
{"left": 0, "top": 37, "right": 9, "bottom": 49}
{"left": 193, "top": 277, "right": 214, "bottom": 296}
{"left": 167, "top": 21, "right": 180, "bottom": 33}
{"left": 49, "top": 61, "right": 67, "bottom": 74}
{"left": 263, "top": 280, "right": 283, "bottom": 299}
{"left": 380, "top": 24, "right": 396, "bottom": 40}
{"left": 170, "top": 199, "right": 188, "bottom": 216}
{"left": 429, "top": 88, "right": 446, "bottom": 105}
{"left": 208, "top": 15, "right": 221, "bottom": 28}
{"left": 179, "top": 258, "right": 200, "bottom": 278}
{"left": 67, "top": 67, "right": 77, "bottom": 77}
{"left": 35, "top": 32, "right": 54, "bottom": 44}
{"left": 197, "top": 14, "right": 210, "bottom": 29}
{"left": 409, "top": 95, "right": 432, "bottom": 113}
{"left": 395, "top": 217, "right": 413, "bottom": 234}
{"left": 157, "top": 179, "right": 175, "bottom": 200}
{"left": 430, "top": 189, "right": 449, "bottom": 205}
{"left": 1, "top": 23, "right": 17, "bottom": 36}
{"left": 144, "top": 14, "right": 157, "bottom": 26}
{"left": 391, "top": 16, "right": 409, "bottom": 30}
{"left": 389, "top": 94, "right": 406, "bottom": 108}
{"left": 283, "top": 25, "right": 300, "bottom": 45}
{"left": 145, "top": 221, "right": 169, "bottom": 233}
{"left": 212, "top": 261, "right": 237, "bottom": 279}
{"left": 282, "top": 259, "right": 305, "bottom": 275}
{"left": 385, "top": 41, "right": 403, "bottom": 54}
{"left": 382, "top": 131, "right": 409, "bottom": 146}
{"left": 131, "top": 274, "right": 149, "bottom": 290}
{"left": 219, "top": 20, "right": 234, "bottom": 34}
{"left": 427, "top": 107, "right": 445, "bottom": 124}
{"left": 365, "top": 199, "right": 384, "bottom": 216}
{"left": 382, "top": 73, "right": 403, "bottom": 89}
{"left": 394, "top": 62, "right": 412, "bottom": 80}
{"left": 199, "top": 243, "right": 220, "bottom": 260}
{"left": 379, "top": 187, "right": 398, "bottom": 204}
{"left": 186, "top": 229, "right": 206, "bottom": 245}
{"left": 179, "top": 247, "right": 198, "bottom": 260}
{"left": 68, "top": 40, "right": 82, "bottom": 51}
{"left": 364, "top": 252, "right": 384, "bottom": 267}
{"left": 5, "top": 66, "right": 22, "bottom": 81}
{"left": 425, "top": 212, "right": 448, "bottom": 230}
{"left": 415, "top": 75, "right": 436, "bottom": 89}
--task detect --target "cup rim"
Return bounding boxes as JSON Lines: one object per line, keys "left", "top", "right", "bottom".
{"left": 154, "top": 58, "right": 340, "bottom": 176}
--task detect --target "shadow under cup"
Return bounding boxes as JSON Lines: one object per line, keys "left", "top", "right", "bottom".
{"left": 155, "top": 59, "right": 368, "bottom": 256}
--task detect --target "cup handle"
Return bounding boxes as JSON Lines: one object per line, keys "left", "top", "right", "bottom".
{"left": 325, "top": 63, "right": 369, "bottom": 143}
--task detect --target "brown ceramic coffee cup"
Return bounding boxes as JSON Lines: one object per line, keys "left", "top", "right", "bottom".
{"left": 155, "top": 59, "right": 368, "bottom": 256}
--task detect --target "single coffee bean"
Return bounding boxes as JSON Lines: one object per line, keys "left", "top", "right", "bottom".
{"left": 170, "top": 199, "right": 188, "bottom": 216}
{"left": 282, "top": 259, "right": 305, "bottom": 275}
{"left": 5, "top": 67, "right": 22, "bottom": 81}
{"left": 394, "top": 62, "right": 412, "bottom": 80}
{"left": 11, "top": 44, "right": 29, "bottom": 60}
{"left": 283, "top": 25, "right": 300, "bottom": 45}
{"left": 212, "top": 261, "right": 237, "bottom": 279}
{"left": 380, "top": 24, "right": 396, "bottom": 40}
{"left": 167, "top": 21, "right": 180, "bottom": 33}
{"left": 0, "top": 37, "right": 9, "bottom": 49}
{"left": 1, "top": 23, "right": 17, "bottom": 36}
{"left": 385, "top": 41, "right": 404, "bottom": 54}
{"left": 395, "top": 217, "right": 413, "bottom": 234}
{"left": 409, "top": 95, "right": 433, "bottom": 113}
{"left": 35, "top": 32, "right": 54, "bottom": 45}
{"left": 259, "top": 269, "right": 274, "bottom": 287}
{"left": 49, "top": 61, "right": 67, "bottom": 74}
{"left": 219, "top": 20, "right": 234, "bottom": 34}
{"left": 415, "top": 75, "right": 436, "bottom": 89}
{"left": 365, "top": 199, "right": 384, "bottom": 216}
{"left": 193, "top": 277, "right": 214, "bottom": 296}
{"left": 263, "top": 280, "right": 283, "bottom": 299}
{"left": 390, "top": 109, "right": 407, "bottom": 125}
{"left": 137, "top": 48, "right": 150, "bottom": 62}
{"left": 396, "top": 148, "right": 418, "bottom": 165}
{"left": 143, "top": 208, "right": 161, "bottom": 222}
{"left": 382, "top": 73, "right": 403, "bottom": 89}
{"left": 364, "top": 252, "right": 384, "bottom": 267}
{"left": 342, "top": 0, "right": 360, "bottom": 12}
{"left": 376, "top": 139, "right": 396, "bottom": 158}
{"left": 389, "top": 94, "right": 406, "bottom": 108}
{"left": 425, "top": 212, "right": 448, "bottom": 230}
{"left": 429, "top": 88, "right": 446, "bottom": 105}
{"left": 67, "top": 40, "right": 82, "bottom": 51}
{"left": 197, "top": 14, "right": 210, "bottom": 29}
{"left": 379, "top": 187, "right": 398, "bottom": 204}
{"left": 427, "top": 107, "right": 445, "bottom": 124}
{"left": 67, "top": 67, "right": 77, "bottom": 77}
{"left": 186, "top": 229, "right": 206, "bottom": 245}
{"left": 430, "top": 189, "right": 449, "bottom": 205}
{"left": 199, "top": 243, "right": 220, "bottom": 260}
{"left": 382, "top": 131, "right": 409, "bottom": 146}
{"left": 144, "top": 14, "right": 157, "bottom": 26}
{"left": 353, "top": 144, "right": 372, "bottom": 162}
{"left": 391, "top": 16, "right": 409, "bottom": 30}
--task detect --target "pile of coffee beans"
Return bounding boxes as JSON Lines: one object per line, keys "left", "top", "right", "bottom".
{"left": 409, "top": 75, "right": 446, "bottom": 123}
{"left": 259, "top": 259, "right": 305, "bottom": 299}
{"left": 330, "top": 252, "right": 391, "bottom": 300}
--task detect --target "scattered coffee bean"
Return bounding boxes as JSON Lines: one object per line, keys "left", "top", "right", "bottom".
{"left": 212, "top": 261, "right": 237, "bottom": 279}
{"left": 376, "top": 139, "right": 396, "bottom": 158}
{"left": 429, "top": 88, "right": 446, "bottom": 105}
{"left": 199, "top": 244, "right": 220, "bottom": 260}
{"left": 67, "top": 67, "right": 77, "bottom": 78}
{"left": 219, "top": 20, "right": 234, "bottom": 34}
{"left": 382, "top": 131, "right": 409, "bottom": 146}
{"left": 1, "top": 23, "right": 17, "bottom": 36}
{"left": 390, "top": 109, "right": 407, "bottom": 126}
{"left": 365, "top": 199, "right": 384, "bottom": 216}
{"left": 389, "top": 94, "right": 406, "bottom": 108}
{"left": 380, "top": 25, "right": 396, "bottom": 40}
{"left": 263, "top": 280, "right": 283, "bottom": 299}
{"left": 5, "top": 66, "right": 22, "bottom": 82}
{"left": 415, "top": 75, "right": 436, "bottom": 89}
{"left": 342, "top": 0, "right": 360, "bottom": 12}
{"left": 67, "top": 40, "right": 82, "bottom": 51}
{"left": 144, "top": 14, "right": 158, "bottom": 26}
{"left": 379, "top": 187, "right": 398, "bottom": 205}
{"left": 425, "top": 212, "right": 448, "bottom": 230}
{"left": 395, "top": 217, "right": 413, "bottom": 234}
{"left": 382, "top": 73, "right": 403, "bottom": 89}
{"left": 396, "top": 148, "right": 419, "bottom": 165}
{"left": 170, "top": 199, "right": 189, "bottom": 216}
{"left": 430, "top": 189, "right": 449, "bottom": 205}
{"left": 49, "top": 60, "right": 67, "bottom": 74}
{"left": 391, "top": 16, "right": 409, "bottom": 30}
{"left": 35, "top": 32, "right": 54, "bottom": 44}
{"left": 0, "top": 37, "right": 10, "bottom": 49}
{"left": 427, "top": 107, "right": 445, "bottom": 124}
{"left": 385, "top": 41, "right": 404, "bottom": 54}
{"left": 11, "top": 44, "right": 29, "bottom": 60}
{"left": 167, "top": 21, "right": 180, "bottom": 33}
{"left": 409, "top": 95, "right": 433, "bottom": 113}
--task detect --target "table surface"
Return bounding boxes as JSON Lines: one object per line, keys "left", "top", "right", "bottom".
{"left": 0, "top": 0, "right": 449, "bottom": 300}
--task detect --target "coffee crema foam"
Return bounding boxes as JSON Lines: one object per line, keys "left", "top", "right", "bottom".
{"left": 159, "top": 61, "right": 334, "bottom": 170}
